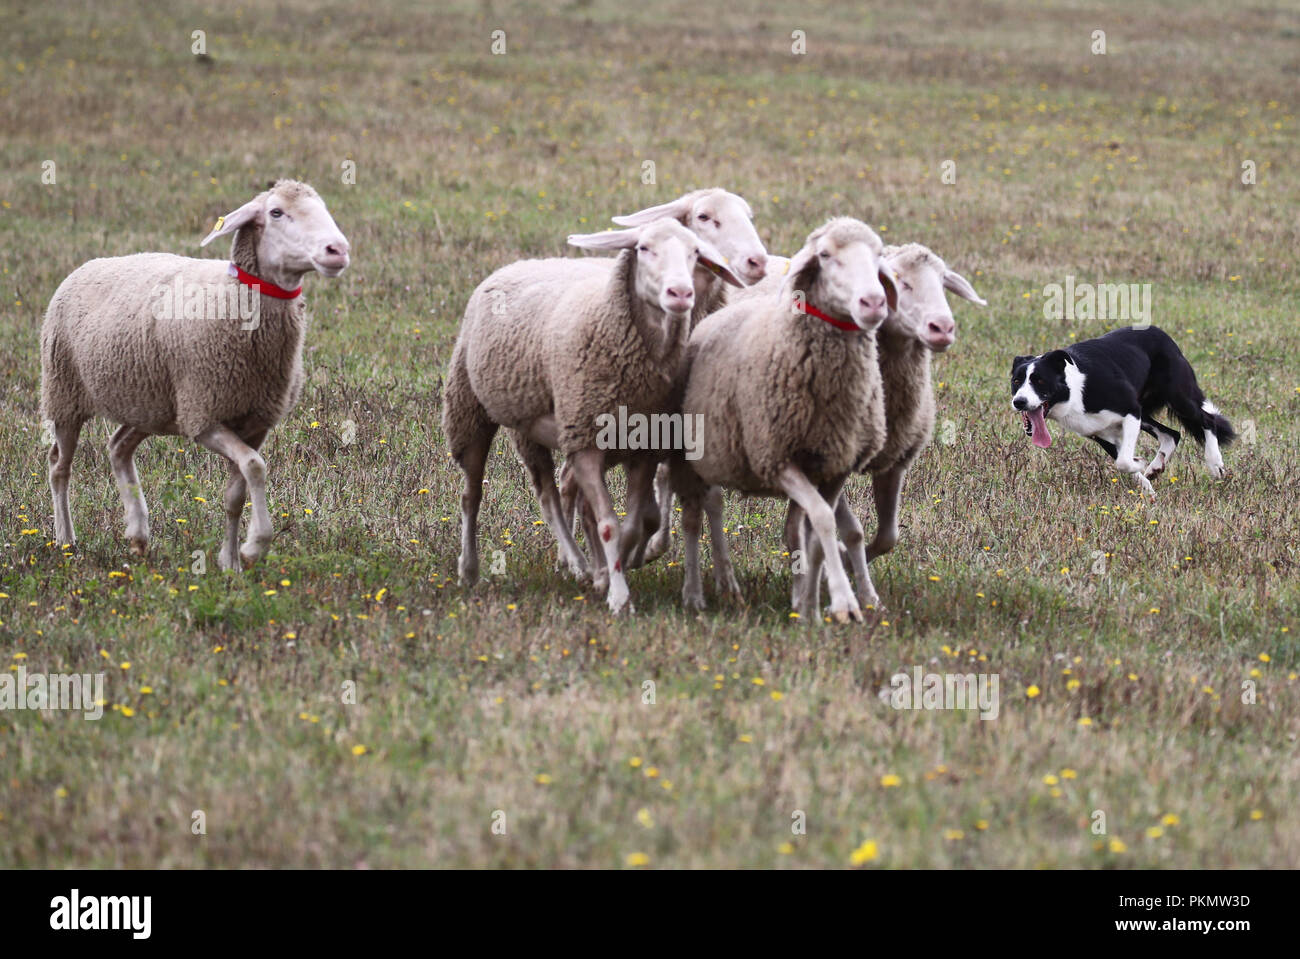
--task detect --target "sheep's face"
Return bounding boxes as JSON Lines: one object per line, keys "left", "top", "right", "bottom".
{"left": 683, "top": 190, "right": 767, "bottom": 286}
{"left": 568, "top": 219, "right": 743, "bottom": 323}
{"left": 882, "top": 244, "right": 986, "bottom": 352}
{"left": 633, "top": 219, "right": 708, "bottom": 318}
{"left": 785, "top": 219, "right": 894, "bottom": 332}
{"left": 612, "top": 188, "right": 768, "bottom": 286}
{"left": 201, "top": 179, "right": 349, "bottom": 280}
{"left": 257, "top": 185, "right": 351, "bottom": 278}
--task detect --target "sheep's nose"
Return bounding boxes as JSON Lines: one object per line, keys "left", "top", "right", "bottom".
{"left": 1013, "top": 396, "right": 1028, "bottom": 410}
{"left": 927, "top": 316, "right": 955, "bottom": 347}
{"left": 859, "top": 293, "right": 887, "bottom": 313}
{"left": 745, "top": 256, "right": 766, "bottom": 279}
{"left": 325, "top": 239, "right": 349, "bottom": 257}
{"left": 666, "top": 286, "right": 693, "bottom": 302}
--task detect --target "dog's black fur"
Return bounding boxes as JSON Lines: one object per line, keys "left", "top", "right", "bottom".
{"left": 1011, "top": 325, "right": 1235, "bottom": 461}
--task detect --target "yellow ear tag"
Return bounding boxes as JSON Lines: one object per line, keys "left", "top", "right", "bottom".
{"left": 782, "top": 260, "right": 790, "bottom": 275}
{"left": 213, "top": 215, "right": 225, "bottom": 232}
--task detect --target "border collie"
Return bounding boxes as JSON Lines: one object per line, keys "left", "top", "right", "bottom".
{"left": 1010, "top": 325, "right": 1234, "bottom": 497}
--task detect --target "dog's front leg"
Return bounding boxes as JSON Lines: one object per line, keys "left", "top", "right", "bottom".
{"left": 1114, "top": 415, "right": 1156, "bottom": 499}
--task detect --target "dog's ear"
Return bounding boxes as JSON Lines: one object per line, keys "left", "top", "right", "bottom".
{"left": 1040, "top": 349, "right": 1071, "bottom": 371}
{"left": 1011, "top": 354, "right": 1033, "bottom": 373}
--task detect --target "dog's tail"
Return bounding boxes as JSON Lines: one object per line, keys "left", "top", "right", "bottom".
{"left": 1174, "top": 400, "right": 1235, "bottom": 448}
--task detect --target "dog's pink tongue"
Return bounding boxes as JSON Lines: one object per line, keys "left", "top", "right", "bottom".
{"left": 1028, "top": 408, "right": 1052, "bottom": 448}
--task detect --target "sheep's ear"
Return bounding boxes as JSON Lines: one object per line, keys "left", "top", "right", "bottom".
{"left": 696, "top": 237, "right": 744, "bottom": 288}
{"left": 879, "top": 264, "right": 900, "bottom": 311}
{"left": 610, "top": 194, "right": 695, "bottom": 227}
{"left": 567, "top": 228, "right": 641, "bottom": 251}
{"left": 943, "top": 268, "right": 987, "bottom": 306}
{"left": 200, "top": 197, "right": 263, "bottom": 247}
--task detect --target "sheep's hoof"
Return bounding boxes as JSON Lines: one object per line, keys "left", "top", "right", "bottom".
{"left": 641, "top": 536, "right": 669, "bottom": 565}
{"left": 716, "top": 570, "right": 742, "bottom": 598}
{"left": 859, "top": 592, "right": 883, "bottom": 612}
{"left": 128, "top": 537, "right": 148, "bottom": 558}
{"left": 832, "top": 608, "right": 863, "bottom": 625}
{"left": 239, "top": 547, "right": 263, "bottom": 570}
{"left": 682, "top": 590, "right": 706, "bottom": 612}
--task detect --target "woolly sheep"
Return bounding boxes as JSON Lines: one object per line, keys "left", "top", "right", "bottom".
{"left": 671, "top": 217, "right": 898, "bottom": 622}
{"left": 441, "top": 217, "right": 743, "bottom": 613}
{"left": 40, "top": 179, "right": 350, "bottom": 569}
{"left": 793, "top": 242, "right": 986, "bottom": 613}
{"left": 551, "top": 189, "right": 769, "bottom": 582}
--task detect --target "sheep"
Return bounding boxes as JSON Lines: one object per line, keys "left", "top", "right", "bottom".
{"left": 547, "top": 189, "right": 768, "bottom": 581}
{"left": 441, "top": 217, "right": 743, "bottom": 613}
{"left": 791, "top": 242, "right": 986, "bottom": 614}
{"left": 670, "top": 217, "right": 898, "bottom": 622}
{"left": 39, "top": 179, "right": 350, "bottom": 570}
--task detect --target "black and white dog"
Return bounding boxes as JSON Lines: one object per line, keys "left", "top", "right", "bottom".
{"left": 1010, "top": 325, "right": 1234, "bottom": 497}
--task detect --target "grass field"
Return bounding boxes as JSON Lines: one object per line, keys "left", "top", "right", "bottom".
{"left": 1, "top": 0, "right": 1298, "bottom": 868}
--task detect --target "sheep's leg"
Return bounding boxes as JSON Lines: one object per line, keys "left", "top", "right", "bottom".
{"left": 107, "top": 425, "right": 152, "bottom": 557}
{"left": 777, "top": 466, "right": 861, "bottom": 623}
{"left": 215, "top": 427, "right": 267, "bottom": 572}
{"left": 578, "top": 493, "right": 609, "bottom": 595}
{"left": 703, "top": 485, "right": 741, "bottom": 599}
{"left": 511, "top": 433, "right": 589, "bottom": 581}
{"left": 620, "top": 458, "right": 661, "bottom": 570}
{"left": 447, "top": 423, "right": 497, "bottom": 586}
{"left": 784, "top": 500, "right": 806, "bottom": 609}
{"left": 48, "top": 420, "right": 84, "bottom": 548}
{"left": 680, "top": 493, "right": 706, "bottom": 611}
{"left": 194, "top": 424, "right": 275, "bottom": 570}
{"left": 865, "top": 467, "right": 906, "bottom": 564}
{"left": 219, "top": 458, "right": 246, "bottom": 572}
{"left": 799, "top": 515, "right": 824, "bottom": 618}
{"left": 639, "top": 463, "right": 675, "bottom": 564}
{"left": 568, "top": 448, "right": 630, "bottom": 613}
{"left": 556, "top": 458, "right": 579, "bottom": 570}
{"left": 836, "top": 491, "right": 878, "bottom": 609}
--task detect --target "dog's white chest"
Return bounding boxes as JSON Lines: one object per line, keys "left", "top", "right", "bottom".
{"left": 1050, "top": 363, "right": 1125, "bottom": 442}
{"left": 1053, "top": 405, "right": 1125, "bottom": 442}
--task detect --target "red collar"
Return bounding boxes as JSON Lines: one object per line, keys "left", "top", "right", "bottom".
{"left": 793, "top": 299, "right": 859, "bottom": 332}
{"left": 229, "top": 262, "right": 301, "bottom": 299}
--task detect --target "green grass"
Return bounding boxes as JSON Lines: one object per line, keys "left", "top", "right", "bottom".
{"left": 0, "top": 0, "right": 1297, "bottom": 868}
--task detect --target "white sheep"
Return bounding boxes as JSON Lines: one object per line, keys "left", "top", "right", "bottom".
{"left": 441, "top": 218, "right": 742, "bottom": 613}
{"left": 39, "top": 179, "right": 350, "bottom": 569}
{"left": 792, "top": 242, "right": 986, "bottom": 614}
{"left": 671, "top": 217, "right": 897, "bottom": 622}
{"left": 548, "top": 189, "right": 768, "bottom": 582}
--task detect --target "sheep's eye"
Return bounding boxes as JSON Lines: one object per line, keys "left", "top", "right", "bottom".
{"left": 270, "top": 208, "right": 284, "bottom": 219}
{"left": 901, "top": 281, "right": 913, "bottom": 292}
{"left": 637, "top": 244, "right": 649, "bottom": 253}
{"left": 697, "top": 213, "right": 710, "bottom": 222}
{"left": 818, "top": 250, "right": 830, "bottom": 259}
